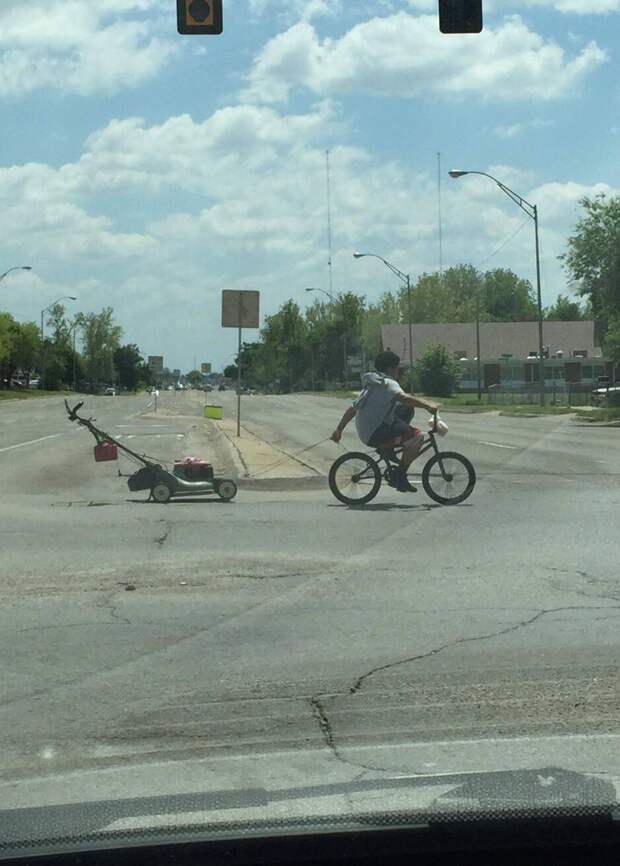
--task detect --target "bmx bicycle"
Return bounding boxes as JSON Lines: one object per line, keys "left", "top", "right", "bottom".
{"left": 328, "top": 415, "right": 476, "bottom": 506}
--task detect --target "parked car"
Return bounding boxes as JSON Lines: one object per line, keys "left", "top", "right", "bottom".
{"left": 104, "top": 387, "right": 116, "bottom": 396}
{"left": 592, "top": 382, "right": 620, "bottom": 406}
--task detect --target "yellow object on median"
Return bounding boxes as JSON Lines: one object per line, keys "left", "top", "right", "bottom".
{"left": 203, "top": 404, "right": 223, "bottom": 420}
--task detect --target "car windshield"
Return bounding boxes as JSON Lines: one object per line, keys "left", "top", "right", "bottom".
{"left": 1, "top": 0, "right": 619, "bottom": 856}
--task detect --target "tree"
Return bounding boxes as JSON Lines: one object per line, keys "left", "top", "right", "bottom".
{"left": 562, "top": 193, "right": 620, "bottom": 319}
{"left": 545, "top": 294, "right": 590, "bottom": 321}
{"left": 80, "top": 308, "right": 122, "bottom": 392}
{"left": 223, "top": 364, "right": 238, "bottom": 380}
{"left": 186, "top": 369, "right": 203, "bottom": 386}
{"left": 12, "top": 322, "right": 41, "bottom": 385}
{"left": 603, "top": 319, "right": 620, "bottom": 366}
{"left": 481, "top": 268, "right": 537, "bottom": 321}
{"left": 114, "top": 343, "right": 144, "bottom": 391}
{"left": 0, "top": 312, "right": 17, "bottom": 387}
{"left": 415, "top": 344, "right": 460, "bottom": 397}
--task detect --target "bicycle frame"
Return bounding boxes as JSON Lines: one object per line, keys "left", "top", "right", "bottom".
{"left": 352, "top": 431, "right": 449, "bottom": 484}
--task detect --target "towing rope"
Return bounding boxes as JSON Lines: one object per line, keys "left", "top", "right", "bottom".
{"left": 244, "top": 437, "right": 331, "bottom": 479}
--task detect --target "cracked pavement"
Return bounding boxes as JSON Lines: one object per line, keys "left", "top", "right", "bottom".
{"left": 0, "top": 391, "right": 619, "bottom": 778}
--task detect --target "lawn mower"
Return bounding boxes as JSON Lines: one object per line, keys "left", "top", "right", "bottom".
{"left": 65, "top": 400, "right": 238, "bottom": 503}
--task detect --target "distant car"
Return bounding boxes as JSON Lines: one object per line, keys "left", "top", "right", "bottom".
{"left": 204, "top": 384, "right": 213, "bottom": 392}
{"left": 167, "top": 385, "right": 174, "bottom": 391}
{"left": 218, "top": 384, "right": 226, "bottom": 392}
{"left": 104, "top": 387, "right": 116, "bottom": 396}
{"left": 29, "top": 378, "right": 40, "bottom": 389}
{"left": 592, "top": 382, "right": 620, "bottom": 405}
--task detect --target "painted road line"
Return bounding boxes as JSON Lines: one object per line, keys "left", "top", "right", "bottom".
{"left": 0, "top": 432, "right": 63, "bottom": 453}
{"left": 477, "top": 441, "right": 519, "bottom": 450}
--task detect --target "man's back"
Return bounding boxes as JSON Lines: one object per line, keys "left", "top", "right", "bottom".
{"left": 354, "top": 372, "right": 404, "bottom": 445}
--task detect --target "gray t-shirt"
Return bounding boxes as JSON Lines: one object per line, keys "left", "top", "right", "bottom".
{"left": 353, "top": 372, "right": 404, "bottom": 445}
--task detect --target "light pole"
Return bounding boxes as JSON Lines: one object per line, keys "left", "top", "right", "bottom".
{"left": 353, "top": 252, "right": 414, "bottom": 384}
{"left": 475, "top": 291, "right": 482, "bottom": 401}
{"left": 305, "top": 286, "right": 348, "bottom": 381}
{"left": 40, "top": 295, "right": 77, "bottom": 390}
{"left": 0, "top": 265, "right": 32, "bottom": 283}
{"left": 449, "top": 169, "right": 545, "bottom": 405}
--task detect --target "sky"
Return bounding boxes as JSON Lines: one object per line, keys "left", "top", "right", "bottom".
{"left": 1, "top": 0, "right": 619, "bottom": 372}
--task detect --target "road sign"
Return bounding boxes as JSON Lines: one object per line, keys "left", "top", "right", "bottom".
{"left": 222, "top": 290, "right": 260, "bottom": 329}
{"left": 201, "top": 362, "right": 212, "bottom": 374}
{"left": 177, "top": 0, "right": 223, "bottom": 35}
{"left": 148, "top": 355, "right": 164, "bottom": 373}
{"left": 221, "top": 290, "right": 260, "bottom": 438}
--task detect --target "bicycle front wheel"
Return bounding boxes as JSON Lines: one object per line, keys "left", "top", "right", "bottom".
{"left": 329, "top": 452, "right": 382, "bottom": 506}
{"left": 422, "top": 451, "right": 476, "bottom": 505}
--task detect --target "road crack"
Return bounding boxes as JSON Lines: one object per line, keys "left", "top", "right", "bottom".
{"left": 95, "top": 591, "right": 131, "bottom": 625}
{"left": 155, "top": 520, "right": 173, "bottom": 547}
{"left": 308, "top": 696, "right": 383, "bottom": 777}
{"left": 348, "top": 606, "right": 620, "bottom": 695}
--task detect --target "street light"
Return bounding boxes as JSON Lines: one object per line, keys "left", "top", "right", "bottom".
{"left": 305, "top": 286, "right": 348, "bottom": 380}
{"left": 449, "top": 169, "right": 545, "bottom": 405}
{"left": 40, "top": 295, "right": 77, "bottom": 390}
{"left": 353, "top": 252, "right": 414, "bottom": 384}
{"left": 0, "top": 265, "right": 32, "bottom": 283}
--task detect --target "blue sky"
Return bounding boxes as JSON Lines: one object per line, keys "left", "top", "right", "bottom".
{"left": 1, "top": 0, "right": 619, "bottom": 370}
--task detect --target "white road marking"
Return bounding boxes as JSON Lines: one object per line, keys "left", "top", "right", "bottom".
{"left": 0, "top": 432, "right": 63, "bottom": 453}
{"left": 477, "top": 441, "right": 518, "bottom": 450}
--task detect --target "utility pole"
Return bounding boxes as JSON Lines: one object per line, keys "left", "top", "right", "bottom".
{"left": 326, "top": 149, "right": 334, "bottom": 297}
{"left": 437, "top": 151, "right": 444, "bottom": 280}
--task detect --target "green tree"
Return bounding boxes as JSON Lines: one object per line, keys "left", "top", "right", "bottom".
{"left": 81, "top": 307, "right": 122, "bottom": 392}
{"left": 0, "top": 312, "right": 17, "bottom": 387}
{"left": 12, "top": 322, "right": 41, "bottom": 385}
{"left": 114, "top": 343, "right": 144, "bottom": 391}
{"left": 186, "top": 369, "right": 203, "bottom": 386}
{"left": 224, "top": 364, "right": 238, "bottom": 380}
{"left": 603, "top": 319, "right": 620, "bottom": 365}
{"left": 545, "top": 294, "right": 590, "bottom": 321}
{"left": 481, "top": 268, "right": 537, "bottom": 321}
{"left": 415, "top": 344, "right": 460, "bottom": 397}
{"left": 562, "top": 193, "right": 620, "bottom": 318}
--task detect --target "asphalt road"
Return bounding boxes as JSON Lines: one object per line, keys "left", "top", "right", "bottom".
{"left": 0, "top": 390, "right": 619, "bottom": 784}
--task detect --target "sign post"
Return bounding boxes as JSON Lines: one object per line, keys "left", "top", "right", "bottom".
{"left": 221, "top": 290, "right": 260, "bottom": 437}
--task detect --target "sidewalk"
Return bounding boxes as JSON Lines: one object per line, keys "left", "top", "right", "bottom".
{"left": 213, "top": 417, "right": 324, "bottom": 489}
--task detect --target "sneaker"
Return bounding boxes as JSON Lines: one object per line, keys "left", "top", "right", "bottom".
{"left": 388, "top": 467, "right": 417, "bottom": 493}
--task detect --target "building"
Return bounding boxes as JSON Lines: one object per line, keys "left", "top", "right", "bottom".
{"left": 381, "top": 321, "right": 618, "bottom": 390}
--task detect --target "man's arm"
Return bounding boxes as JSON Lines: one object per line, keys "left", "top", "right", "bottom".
{"left": 331, "top": 405, "right": 357, "bottom": 443}
{"left": 394, "top": 392, "right": 439, "bottom": 413}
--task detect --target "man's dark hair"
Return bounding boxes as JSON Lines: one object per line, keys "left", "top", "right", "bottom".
{"left": 375, "top": 350, "right": 400, "bottom": 373}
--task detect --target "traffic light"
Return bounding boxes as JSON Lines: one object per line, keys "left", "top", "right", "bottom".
{"left": 438, "top": 0, "right": 483, "bottom": 34}
{"left": 177, "top": 0, "right": 223, "bottom": 35}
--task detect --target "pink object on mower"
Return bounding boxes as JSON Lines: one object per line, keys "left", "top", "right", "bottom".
{"left": 94, "top": 440, "right": 118, "bottom": 462}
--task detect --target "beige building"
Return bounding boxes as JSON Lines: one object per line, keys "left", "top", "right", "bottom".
{"left": 381, "top": 321, "right": 616, "bottom": 388}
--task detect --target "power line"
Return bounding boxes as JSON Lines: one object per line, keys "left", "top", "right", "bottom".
{"left": 476, "top": 218, "right": 529, "bottom": 270}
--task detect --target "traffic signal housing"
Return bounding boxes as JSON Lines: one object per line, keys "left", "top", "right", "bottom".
{"left": 177, "top": 0, "right": 223, "bottom": 35}
{"left": 438, "top": 0, "right": 483, "bottom": 34}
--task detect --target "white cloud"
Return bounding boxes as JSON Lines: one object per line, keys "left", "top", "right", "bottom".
{"left": 1, "top": 100, "right": 615, "bottom": 367}
{"left": 0, "top": 0, "right": 175, "bottom": 97}
{"left": 493, "top": 118, "right": 554, "bottom": 138}
{"left": 243, "top": 13, "right": 606, "bottom": 104}
{"left": 523, "top": 0, "right": 620, "bottom": 13}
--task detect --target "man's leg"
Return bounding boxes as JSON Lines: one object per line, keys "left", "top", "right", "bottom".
{"left": 400, "top": 430, "right": 424, "bottom": 474}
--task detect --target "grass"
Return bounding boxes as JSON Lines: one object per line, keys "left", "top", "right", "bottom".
{"left": 498, "top": 405, "right": 576, "bottom": 417}
{"left": 575, "top": 406, "right": 620, "bottom": 423}
{"left": 300, "top": 388, "right": 598, "bottom": 416}
{"left": 0, "top": 389, "right": 71, "bottom": 402}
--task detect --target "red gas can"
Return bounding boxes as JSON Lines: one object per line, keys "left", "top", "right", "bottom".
{"left": 94, "top": 440, "right": 118, "bottom": 462}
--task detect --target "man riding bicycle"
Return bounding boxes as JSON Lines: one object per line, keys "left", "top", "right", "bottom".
{"left": 330, "top": 350, "right": 438, "bottom": 492}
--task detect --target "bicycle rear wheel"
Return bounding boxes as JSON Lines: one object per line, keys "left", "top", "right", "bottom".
{"left": 328, "top": 452, "right": 382, "bottom": 505}
{"left": 422, "top": 451, "right": 476, "bottom": 505}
